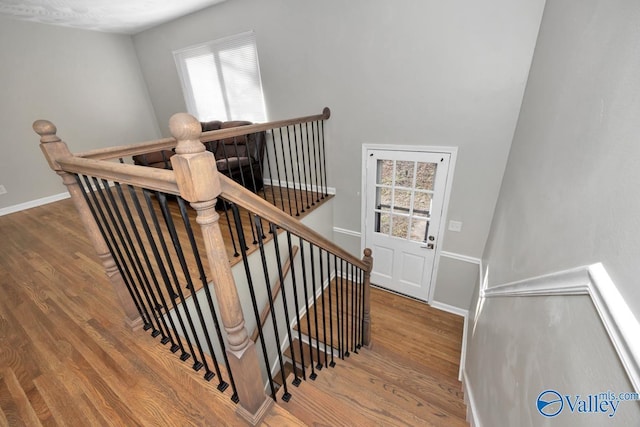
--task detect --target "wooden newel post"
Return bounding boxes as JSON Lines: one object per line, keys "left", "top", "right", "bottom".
{"left": 32, "top": 120, "right": 143, "bottom": 331}
{"left": 362, "top": 248, "right": 373, "bottom": 348}
{"left": 168, "top": 113, "right": 272, "bottom": 425}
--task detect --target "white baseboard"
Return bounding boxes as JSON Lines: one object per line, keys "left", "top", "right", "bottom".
{"left": 0, "top": 191, "right": 70, "bottom": 216}
{"left": 482, "top": 263, "right": 640, "bottom": 393}
{"left": 462, "top": 368, "right": 481, "bottom": 427}
{"left": 429, "top": 300, "right": 468, "bottom": 318}
{"left": 263, "top": 178, "right": 336, "bottom": 196}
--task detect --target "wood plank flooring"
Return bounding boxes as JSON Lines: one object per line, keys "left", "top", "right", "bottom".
{"left": 0, "top": 195, "right": 466, "bottom": 425}
{"left": 0, "top": 198, "right": 302, "bottom": 426}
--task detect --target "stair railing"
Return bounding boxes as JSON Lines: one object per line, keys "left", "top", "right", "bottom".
{"left": 76, "top": 108, "right": 331, "bottom": 264}
{"left": 34, "top": 110, "right": 372, "bottom": 425}
{"left": 220, "top": 173, "right": 372, "bottom": 401}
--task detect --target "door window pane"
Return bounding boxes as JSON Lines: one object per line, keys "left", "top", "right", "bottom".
{"left": 391, "top": 215, "right": 410, "bottom": 239}
{"left": 393, "top": 189, "right": 412, "bottom": 213}
{"left": 376, "top": 212, "right": 391, "bottom": 234}
{"left": 415, "top": 162, "right": 437, "bottom": 191}
{"left": 376, "top": 187, "right": 392, "bottom": 211}
{"left": 377, "top": 160, "right": 393, "bottom": 185}
{"left": 395, "top": 161, "right": 415, "bottom": 188}
{"left": 410, "top": 219, "right": 429, "bottom": 242}
{"left": 413, "top": 192, "right": 432, "bottom": 218}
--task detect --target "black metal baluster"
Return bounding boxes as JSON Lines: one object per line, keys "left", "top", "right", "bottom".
{"left": 254, "top": 218, "right": 291, "bottom": 402}
{"left": 287, "top": 126, "right": 300, "bottom": 216}
{"left": 272, "top": 129, "right": 288, "bottom": 213}
{"left": 298, "top": 238, "right": 316, "bottom": 380}
{"left": 306, "top": 122, "right": 317, "bottom": 206}
{"left": 343, "top": 259, "right": 350, "bottom": 357}
{"left": 313, "top": 121, "right": 322, "bottom": 203}
{"left": 327, "top": 251, "right": 335, "bottom": 367}
{"left": 320, "top": 120, "right": 329, "bottom": 198}
{"left": 231, "top": 205, "right": 275, "bottom": 401}
{"left": 127, "top": 185, "right": 184, "bottom": 355}
{"left": 334, "top": 255, "right": 343, "bottom": 359}
{"left": 352, "top": 263, "right": 357, "bottom": 353}
{"left": 114, "top": 183, "right": 172, "bottom": 344}
{"left": 156, "top": 192, "right": 207, "bottom": 372}
{"left": 360, "top": 268, "right": 365, "bottom": 349}
{"left": 271, "top": 225, "right": 301, "bottom": 386}
{"left": 75, "top": 175, "right": 147, "bottom": 326}
{"left": 243, "top": 133, "right": 263, "bottom": 196}
{"left": 300, "top": 123, "right": 311, "bottom": 210}
{"left": 317, "top": 120, "right": 325, "bottom": 201}
{"left": 264, "top": 130, "right": 281, "bottom": 210}
{"left": 143, "top": 190, "right": 194, "bottom": 362}
{"left": 276, "top": 127, "right": 294, "bottom": 216}
{"left": 292, "top": 124, "right": 306, "bottom": 214}
{"left": 311, "top": 244, "right": 323, "bottom": 371}
{"left": 100, "top": 179, "right": 165, "bottom": 339}
{"left": 221, "top": 201, "right": 241, "bottom": 256}
{"left": 231, "top": 136, "right": 249, "bottom": 189}
{"left": 309, "top": 121, "right": 319, "bottom": 205}
{"left": 285, "top": 232, "right": 306, "bottom": 381}
{"left": 176, "top": 197, "right": 233, "bottom": 392}
{"left": 85, "top": 176, "right": 154, "bottom": 331}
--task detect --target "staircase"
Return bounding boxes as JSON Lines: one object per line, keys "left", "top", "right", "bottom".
{"left": 28, "top": 108, "right": 468, "bottom": 425}
{"left": 265, "top": 283, "right": 468, "bottom": 426}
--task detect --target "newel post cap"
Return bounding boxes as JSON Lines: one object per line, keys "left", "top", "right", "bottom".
{"left": 169, "top": 112, "right": 220, "bottom": 202}
{"left": 33, "top": 120, "right": 61, "bottom": 144}
{"left": 33, "top": 119, "right": 72, "bottom": 171}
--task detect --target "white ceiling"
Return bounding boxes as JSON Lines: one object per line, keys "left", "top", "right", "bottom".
{"left": 0, "top": 0, "right": 228, "bottom": 34}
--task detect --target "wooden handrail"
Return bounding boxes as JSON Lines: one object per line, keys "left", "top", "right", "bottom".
{"left": 250, "top": 246, "right": 299, "bottom": 343}
{"left": 56, "top": 156, "right": 180, "bottom": 195}
{"left": 200, "top": 107, "right": 330, "bottom": 144}
{"left": 75, "top": 107, "right": 330, "bottom": 161}
{"left": 219, "top": 174, "right": 367, "bottom": 271}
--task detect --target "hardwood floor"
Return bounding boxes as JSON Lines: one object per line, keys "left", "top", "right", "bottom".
{"left": 0, "top": 197, "right": 466, "bottom": 425}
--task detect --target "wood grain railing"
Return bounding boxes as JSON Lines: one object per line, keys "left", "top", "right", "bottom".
{"left": 34, "top": 108, "right": 371, "bottom": 426}
{"left": 74, "top": 108, "right": 330, "bottom": 161}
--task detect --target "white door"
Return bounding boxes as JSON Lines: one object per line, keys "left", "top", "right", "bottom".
{"left": 363, "top": 149, "right": 450, "bottom": 301}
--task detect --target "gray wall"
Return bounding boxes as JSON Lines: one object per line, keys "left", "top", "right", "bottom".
{"left": 0, "top": 16, "right": 160, "bottom": 210}
{"left": 482, "top": 0, "right": 640, "bottom": 319}
{"left": 467, "top": 295, "right": 640, "bottom": 426}
{"left": 132, "top": 0, "right": 545, "bottom": 309}
{"left": 465, "top": 1, "right": 640, "bottom": 424}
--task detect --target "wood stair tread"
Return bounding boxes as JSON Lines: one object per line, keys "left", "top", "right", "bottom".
{"left": 262, "top": 402, "right": 307, "bottom": 426}
{"left": 306, "top": 360, "right": 450, "bottom": 427}
{"left": 283, "top": 339, "right": 328, "bottom": 369}
{"left": 353, "top": 347, "right": 467, "bottom": 418}
{"left": 275, "top": 374, "right": 373, "bottom": 427}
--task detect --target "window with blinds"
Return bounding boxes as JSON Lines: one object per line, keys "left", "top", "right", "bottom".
{"left": 173, "top": 31, "right": 267, "bottom": 123}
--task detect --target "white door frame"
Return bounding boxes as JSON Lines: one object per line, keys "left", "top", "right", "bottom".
{"left": 361, "top": 144, "right": 458, "bottom": 304}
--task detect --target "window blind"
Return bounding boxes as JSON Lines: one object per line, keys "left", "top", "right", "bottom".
{"left": 173, "top": 31, "right": 267, "bottom": 123}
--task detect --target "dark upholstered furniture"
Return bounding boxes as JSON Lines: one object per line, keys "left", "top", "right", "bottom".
{"left": 200, "top": 120, "right": 266, "bottom": 192}
{"left": 132, "top": 120, "right": 266, "bottom": 192}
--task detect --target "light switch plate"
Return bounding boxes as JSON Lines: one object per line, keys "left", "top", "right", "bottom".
{"left": 448, "top": 220, "right": 462, "bottom": 232}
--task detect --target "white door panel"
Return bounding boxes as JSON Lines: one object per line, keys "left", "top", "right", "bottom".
{"left": 364, "top": 148, "right": 451, "bottom": 301}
